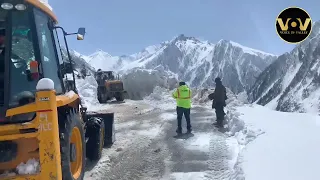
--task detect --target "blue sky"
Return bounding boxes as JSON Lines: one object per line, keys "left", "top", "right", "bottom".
{"left": 50, "top": 0, "right": 320, "bottom": 56}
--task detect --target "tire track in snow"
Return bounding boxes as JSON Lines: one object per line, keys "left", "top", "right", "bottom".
{"left": 206, "top": 132, "right": 232, "bottom": 179}
{"left": 86, "top": 104, "right": 244, "bottom": 180}
{"left": 165, "top": 106, "right": 244, "bottom": 180}
{"left": 96, "top": 110, "right": 170, "bottom": 180}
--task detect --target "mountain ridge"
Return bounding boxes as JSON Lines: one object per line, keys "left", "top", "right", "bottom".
{"left": 86, "top": 34, "right": 276, "bottom": 61}
{"left": 248, "top": 20, "right": 320, "bottom": 113}
{"left": 80, "top": 34, "right": 276, "bottom": 94}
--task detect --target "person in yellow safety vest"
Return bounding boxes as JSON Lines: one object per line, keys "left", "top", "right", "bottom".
{"left": 172, "top": 81, "right": 192, "bottom": 134}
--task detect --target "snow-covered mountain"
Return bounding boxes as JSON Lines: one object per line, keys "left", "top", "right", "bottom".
{"left": 84, "top": 50, "right": 134, "bottom": 71}
{"left": 60, "top": 49, "right": 95, "bottom": 73}
{"left": 84, "top": 34, "right": 276, "bottom": 94}
{"left": 248, "top": 21, "right": 320, "bottom": 113}
{"left": 84, "top": 45, "right": 163, "bottom": 72}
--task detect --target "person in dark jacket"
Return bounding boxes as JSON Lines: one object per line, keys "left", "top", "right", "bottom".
{"left": 208, "top": 77, "right": 227, "bottom": 127}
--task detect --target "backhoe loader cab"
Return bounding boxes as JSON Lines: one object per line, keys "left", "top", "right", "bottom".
{"left": 0, "top": 1, "right": 115, "bottom": 180}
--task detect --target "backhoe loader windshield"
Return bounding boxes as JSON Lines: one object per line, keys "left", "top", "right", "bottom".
{"left": 1, "top": 9, "right": 38, "bottom": 107}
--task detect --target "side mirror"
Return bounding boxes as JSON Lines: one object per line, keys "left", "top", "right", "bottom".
{"left": 77, "top": 27, "right": 86, "bottom": 40}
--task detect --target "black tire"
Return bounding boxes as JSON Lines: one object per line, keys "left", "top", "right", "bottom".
{"left": 98, "top": 96, "right": 106, "bottom": 104}
{"left": 115, "top": 92, "right": 124, "bottom": 101}
{"left": 97, "top": 88, "right": 102, "bottom": 103}
{"left": 110, "top": 122, "right": 116, "bottom": 144}
{"left": 59, "top": 109, "right": 86, "bottom": 180}
{"left": 97, "top": 93, "right": 107, "bottom": 104}
{"left": 104, "top": 119, "right": 116, "bottom": 146}
{"left": 97, "top": 87, "right": 107, "bottom": 104}
{"left": 98, "top": 97, "right": 102, "bottom": 103}
{"left": 86, "top": 118, "right": 105, "bottom": 161}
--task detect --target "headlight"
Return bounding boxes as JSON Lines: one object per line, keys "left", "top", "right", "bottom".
{"left": 1, "top": 3, "right": 13, "bottom": 10}
{"left": 15, "top": 4, "right": 26, "bottom": 11}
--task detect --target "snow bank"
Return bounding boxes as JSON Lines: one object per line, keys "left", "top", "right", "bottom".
{"left": 236, "top": 91, "right": 249, "bottom": 104}
{"left": 218, "top": 91, "right": 264, "bottom": 151}
{"left": 75, "top": 74, "right": 100, "bottom": 110}
{"left": 192, "top": 88, "right": 214, "bottom": 103}
{"left": 239, "top": 105, "right": 320, "bottom": 180}
{"left": 144, "top": 86, "right": 176, "bottom": 110}
{"left": 122, "top": 66, "right": 178, "bottom": 100}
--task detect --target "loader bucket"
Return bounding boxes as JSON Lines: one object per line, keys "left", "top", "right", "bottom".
{"left": 86, "top": 112, "right": 115, "bottom": 145}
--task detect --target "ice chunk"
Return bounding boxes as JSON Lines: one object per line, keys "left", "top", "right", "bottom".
{"left": 16, "top": 158, "right": 40, "bottom": 175}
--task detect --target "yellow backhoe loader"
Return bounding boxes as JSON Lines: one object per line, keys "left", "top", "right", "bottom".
{"left": 0, "top": 0, "right": 115, "bottom": 179}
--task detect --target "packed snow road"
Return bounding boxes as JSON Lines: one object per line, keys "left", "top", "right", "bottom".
{"left": 84, "top": 100, "right": 242, "bottom": 180}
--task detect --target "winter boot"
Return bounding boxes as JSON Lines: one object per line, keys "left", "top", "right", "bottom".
{"left": 214, "top": 123, "right": 223, "bottom": 128}
{"left": 187, "top": 128, "right": 192, "bottom": 134}
{"left": 176, "top": 128, "right": 182, "bottom": 134}
{"left": 215, "top": 118, "right": 223, "bottom": 128}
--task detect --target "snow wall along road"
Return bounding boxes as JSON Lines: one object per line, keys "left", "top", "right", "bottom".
{"left": 121, "top": 67, "right": 178, "bottom": 100}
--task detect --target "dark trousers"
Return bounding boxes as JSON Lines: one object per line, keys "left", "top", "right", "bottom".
{"left": 176, "top": 106, "right": 191, "bottom": 131}
{"left": 215, "top": 104, "right": 225, "bottom": 125}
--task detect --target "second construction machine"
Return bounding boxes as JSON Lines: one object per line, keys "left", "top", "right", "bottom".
{"left": 95, "top": 70, "right": 125, "bottom": 103}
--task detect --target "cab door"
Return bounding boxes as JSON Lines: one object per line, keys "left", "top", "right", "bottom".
{"left": 33, "top": 8, "right": 63, "bottom": 94}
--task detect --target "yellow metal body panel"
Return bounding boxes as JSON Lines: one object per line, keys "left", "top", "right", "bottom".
{"left": 5, "top": 93, "right": 79, "bottom": 117}
{"left": 25, "top": 0, "right": 58, "bottom": 23}
{"left": 0, "top": 1, "right": 84, "bottom": 179}
{"left": 0, "top": 138, "right": 38, "bottom": 170}
{"left": 36, "top": 90, "right": 62, "bottom": 180}
{"left": 0, "top": 91, "right": 77, "bottom": 180}
{"left": 6, "top": 104, "right": 36, "bottom": 117}
{"left": 0, "top": 175, "right": 39, "bottom": 180}
{"left": 56, "top": 93, "right": 80, "bottom": 107}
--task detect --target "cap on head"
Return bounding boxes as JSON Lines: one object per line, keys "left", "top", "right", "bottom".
{"left": 179, "top": 81, "right": 186, "bottom": 86}
{"left": 215, "top": 77, "right": 221, "bottom": 83}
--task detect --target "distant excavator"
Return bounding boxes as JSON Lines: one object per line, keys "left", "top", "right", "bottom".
{"left": 95, "top": 69, "right": 126, "bottom": 103}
